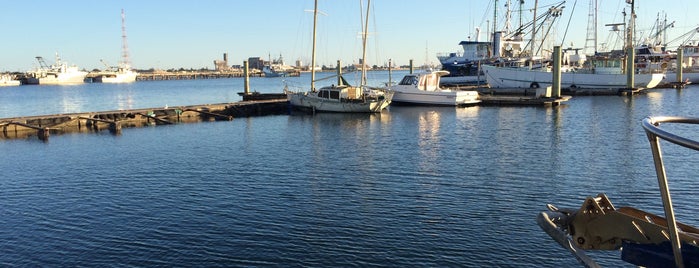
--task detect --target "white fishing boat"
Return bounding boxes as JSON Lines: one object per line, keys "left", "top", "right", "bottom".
{"left": 94, "top": 66, "right": 137, "bottom": 83}
{"left": 94, "top": 9, "right": 138, "bottom": 83}
{"left": 390, "top": 70, "right": 479, "bottom": 106}
{"left": 0, "top": 74, "right": 20, "bottom": 86}
{"left": 482, "top": 56, "right": 665, "bottom": 94}
{"left": 285, "top": 0, "right": 392, "bottom": 113}
{"left": 262, "top": 54, "right": 298, "bottom": 77}
{"left": 24, "top": 53, "right": 87, "bottom": 85}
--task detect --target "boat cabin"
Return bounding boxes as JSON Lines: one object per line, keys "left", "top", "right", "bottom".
{"left": 314, "top": 85, "right": 362, "bottom": 100}
{"left": 397, "top": 71, "right": 448, "bottom": 91}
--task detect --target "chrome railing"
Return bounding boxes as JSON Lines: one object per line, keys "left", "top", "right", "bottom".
{"left": 641, "top": 116, "right": 699, "bottom": 268}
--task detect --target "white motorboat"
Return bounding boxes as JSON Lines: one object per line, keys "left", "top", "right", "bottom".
{"left": 285, "top": 0, "right": 392, "bottom": 113}
{"left": 390, "top": 70, "right": 479, "bottom": 106}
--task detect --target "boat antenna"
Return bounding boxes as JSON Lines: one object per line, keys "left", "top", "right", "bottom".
{"left": 310, "top": 0, "right": 318, "bottom": 92}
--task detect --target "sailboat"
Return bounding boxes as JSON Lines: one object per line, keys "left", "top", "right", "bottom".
{"left": 94, "top": 9, "right": 138, "bottom": 83}
{"left": 285, "top": 0, "right": 393, "bottom": 113}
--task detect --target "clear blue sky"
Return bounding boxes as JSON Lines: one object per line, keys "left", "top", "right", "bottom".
{"left": 0, "top": 0, "right": 695, "bottom": 72}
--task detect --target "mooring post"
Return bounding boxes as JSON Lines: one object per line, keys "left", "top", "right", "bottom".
{"left": 676, "top": 46, "right": 684, "bottom": 86}
{"left": 337, "top": 60, "right": 342, "bottom": 86}
{"left": 626, "top": 46, "right": 635, "bottom": 90}
{"left": 38, "top": 127, "right": 50, "bottom": 141}
{"left": 409, "top": 59, "right": 414, "bottom": 74}
{"left": 552, "top": 46, "right": 562, "bottom": 99}
{"left": 388, "top": 59, "right": 392, "bottom": 88}
{"left": 243, "top": 60, "right": 250, "bottom": 95}
{"left": 109, "top": 121, "right": 122, "bottom": 135}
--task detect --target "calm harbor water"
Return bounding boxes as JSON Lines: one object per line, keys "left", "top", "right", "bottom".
{"left": 2, "top": 72, "right": 699, "bottom": 267}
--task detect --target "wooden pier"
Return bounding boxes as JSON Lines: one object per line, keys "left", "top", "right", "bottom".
{"left": 0, "top": 99, "right": 288, "bottom": 141}
{"left": 479, "top": 94, "right": 571, "bottom": 106}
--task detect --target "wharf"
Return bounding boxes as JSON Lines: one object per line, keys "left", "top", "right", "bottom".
{"left": 0, "top": 99, "right": 288, "bottom": 141}
{"left": 135, "top": 71, "right": 261, "bottom": 81}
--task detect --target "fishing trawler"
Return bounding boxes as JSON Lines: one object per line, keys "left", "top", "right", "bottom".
{"left": 24, "top": 53, "right": 87, "bottom": 85}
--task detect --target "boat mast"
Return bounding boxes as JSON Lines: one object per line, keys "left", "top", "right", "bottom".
{"left": 531, "top": 0, "right": 538, "bottom": 58}
{"left": 360, "top": 0, "right": 371, "bottom": 87}
{"left": 311, "top": 0, "right": 318, "bottom": 92}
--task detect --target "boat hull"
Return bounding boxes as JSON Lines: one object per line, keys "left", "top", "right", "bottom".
{"left": 287, "top": 92, "right": 391, "bottom": 113}
{"left": 0, "top": 75, "right": 20, "bottom": 86}
{"left": 391, "top": 89, "right": 479, "bottom": 106}
{"left": 94, "top": 71, "right": 138, "bottom": 83}
{"left": 37, "top": 72, "right": 88, "bottom": 85}
{"left": 482, "top": 65, "right": 664, "bottom": 93}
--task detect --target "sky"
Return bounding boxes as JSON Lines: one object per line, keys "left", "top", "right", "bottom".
{"left": 0, "top": 0, "right": 696, "bottom": 72}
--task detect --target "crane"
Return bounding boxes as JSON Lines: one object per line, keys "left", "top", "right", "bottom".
{"left": 666, "top": 26, "right": 699, "bottom": 48}
{"left": 35, "top": 56, "right": 50, "bottom": 70}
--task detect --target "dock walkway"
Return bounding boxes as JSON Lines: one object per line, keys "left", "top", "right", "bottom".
{"left": 0, "top": 99, "right": 288, "bottom": 141}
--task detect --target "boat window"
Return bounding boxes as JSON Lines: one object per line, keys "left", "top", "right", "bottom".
{"left": 330, "top": 90, "right": 340, "bottom": 99}
{"left": 399, "top": 76, "right": 418, "bottom": 85}
{"left": 320, "top": 90, "right": 329, "bottom": 98}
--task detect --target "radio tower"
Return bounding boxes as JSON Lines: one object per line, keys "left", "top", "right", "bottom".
{"left": 583, "top": 0, "right": 597, "bottom": 55}
{"left": 120, "top": 9, "right": 131, "bottom": 68}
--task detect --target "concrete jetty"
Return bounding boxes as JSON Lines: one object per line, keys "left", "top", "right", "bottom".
{"left": 0, "top": 99, "right": 288, "bottom": 141}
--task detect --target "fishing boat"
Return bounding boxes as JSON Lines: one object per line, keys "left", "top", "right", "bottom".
{"left": 94, "top": 65, "right": 137, "bottom": 83}
{"left": 94, "top": 9, "right": 138, "bottom": 83}
{"left": 538, "top": 116, "right": 699, "bottom": 267}
{"left": 482, "top": 59, "right": 665, "bottom": 94}
{"left": 24, "top": 53, "right": 87, "bottom": 85}
{"left": 285, "top": 0, "right": 392, "bottom": 113}
{"left": 262, "top": 54, "right": 299, "bottom": 77}
{"left": 0, "top": 74, "right": 20, "bottom": 86}
{"left": 390, "top": 70, "right": 479, "bottom": 106}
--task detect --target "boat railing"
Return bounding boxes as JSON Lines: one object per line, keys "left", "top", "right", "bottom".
{"left": 641, "top": 116, "right": 699, "bottom": 268}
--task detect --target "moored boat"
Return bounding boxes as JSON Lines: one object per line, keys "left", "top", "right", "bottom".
{"left": 0, "top": 73, "right": 20, "bottom": 86}
{"left": 94, "top": 9, "right": 138, "bottom": 84}
{"left": 390, "top": 70, "right": 479, "bottom": 106}
{"left": 285, "top": 0, "right": 392, "bottom": 113}
{"left": 482, "top": 57, "right": 665, "bottom": 95}
{"left": 24, "top": 54, "right": 87, "bottom": 85}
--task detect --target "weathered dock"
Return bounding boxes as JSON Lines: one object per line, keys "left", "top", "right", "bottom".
{"left": 479, "top": 94, "right": 571, "bottom": 106}
{"left": 0, "top": 99, "right": 288, "bottom": 141}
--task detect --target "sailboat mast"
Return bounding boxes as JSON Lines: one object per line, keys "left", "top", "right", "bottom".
{"left": 360, "top": 0, "right": 371, "bottom": 86}
{"left": 311, "top": 0, "right": 318, "bottom": 92}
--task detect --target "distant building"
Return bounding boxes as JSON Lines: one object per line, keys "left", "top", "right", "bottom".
{"left": 214, "top": 53, "right": 231, "bottom": 72}
{"left": 248, "top": 57, "right": 264, "bottom": 70}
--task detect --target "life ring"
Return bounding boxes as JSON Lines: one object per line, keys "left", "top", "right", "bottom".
{"left": 530, "top": 82, "right": 540, "bottom": 89}
{"left": 664, "top": 55, "right": 671, "bottom": 62}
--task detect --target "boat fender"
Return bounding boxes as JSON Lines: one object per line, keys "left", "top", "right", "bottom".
{"left": 530, "top": 82, "right": 540, "bottom": 89}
